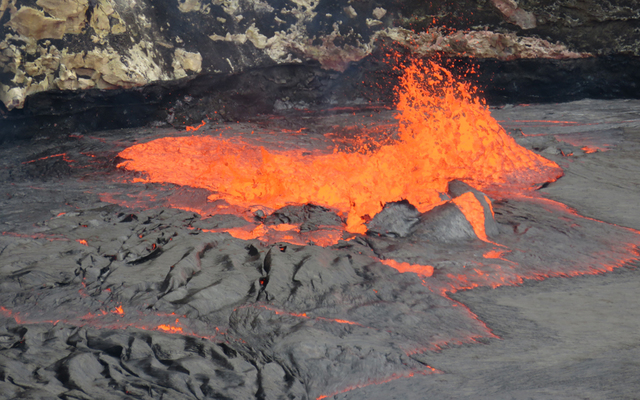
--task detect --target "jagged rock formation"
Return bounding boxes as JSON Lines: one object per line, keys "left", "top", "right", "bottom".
{"left": 0, "top": 0, "right": 639, "bottom": 138}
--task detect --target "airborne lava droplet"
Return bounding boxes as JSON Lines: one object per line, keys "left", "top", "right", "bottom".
{"left": 117, "top": 60, "right": 562, "bottom": 235}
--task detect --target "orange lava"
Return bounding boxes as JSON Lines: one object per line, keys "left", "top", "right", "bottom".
{"left": 2, "top": 231, "right": 68, "bottom": 241}
{"left": 204, "top": 225, "right": 344, "bottom": 246}
{"left": 186, "top": 120, "right": 206, "bottom": 132}
{"left": 22, "top": 153, "right": 74, "bottom": 164}
{"left": 117, "top": 60, "right": 562, "bottom": 234}
{"left": 582, "top": 146, "right": 599, "bottom": 153}
{"left": 380, "top": 259, "right": 434, "bottom": 278}
{"left": 157, "top": 323, "right": 184, "bottom": 334}
{"left": 253, "top": 304, "right": 363, "bottom": 326}
{"left": 451, "top": 192, "right": 492, "bottom": 243}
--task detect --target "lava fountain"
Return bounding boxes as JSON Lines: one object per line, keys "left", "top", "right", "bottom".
{"left": 116, "top": 60, "right": 563, "bottom": 234}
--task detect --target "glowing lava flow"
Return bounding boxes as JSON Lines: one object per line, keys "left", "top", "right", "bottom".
{"left": 316, "top": 367, "right": 441, "bottom": 400}
{"left": 117, "top": 60, "right": 562, "bottom": 234}
{"left": 380, "top": 259, "right": 434, "bottom": 278}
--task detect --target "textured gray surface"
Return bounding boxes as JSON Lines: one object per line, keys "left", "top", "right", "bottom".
{"left": 1, "top": 100, "right": 639, "bottom": 399}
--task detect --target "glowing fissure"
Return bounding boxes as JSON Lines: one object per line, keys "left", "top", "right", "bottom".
{"left": 380, "top": 259, "right": 434, "bottom": 278}
{"left": 22, "top": 153, "right": 75, "bottom": 164}
{"left": 316, "top": 367, "right": 441, "bottom": 400}
{"left": 117, "top": 60, "right": 562, "bottom": 235}
{"left": 202, "top": 225, "right": 344, "bottom": 247}
{"left": 0, "top": 305, "right": 223, "bottom": 341}
{"left": 451, "top": 192, "right": 493, "bottom": 243}
{"left": 251, "top": 304, "right": 364, "bottom": 326}
{"left": 2, "top": 231, "right": 69, "bottom": 241}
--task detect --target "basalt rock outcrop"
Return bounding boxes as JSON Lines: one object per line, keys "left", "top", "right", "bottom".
{"left": 1, "top": 0, "right": 639, "bottom": 139}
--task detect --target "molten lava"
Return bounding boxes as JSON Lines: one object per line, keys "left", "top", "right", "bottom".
{"left": 380, "top": 259, "right": 434, "bottom": 278}
{"left": 117, "top": 60, "right": 562, "bottom": 234}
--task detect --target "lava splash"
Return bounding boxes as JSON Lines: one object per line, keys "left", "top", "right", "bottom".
{"left": 117, "top": 60, "right": 562, "bottom": 233}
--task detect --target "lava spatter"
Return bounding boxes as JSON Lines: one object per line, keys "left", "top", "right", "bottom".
{"left": 116, "top": 59, "right": 562, "bottom": 236}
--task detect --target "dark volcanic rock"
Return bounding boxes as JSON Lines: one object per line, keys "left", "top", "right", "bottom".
{"left": 0, "top": 319, "right": 263, "bottom": 400}
{"left": 367, "top": 183, "right": 499, "bottom": 242}
{"left": 366, "top": 200, "right": 421, "bottom": 238}
{"left": 411, "top": 202, "right": 480, "bottom": 242}
{"left": 447, "top": 180, "right": 499, "bottom": 238}
{"left": 1, "top": 0, "right": 640, "bottom": 139}
{"left": 264, "top": 203, "right": 343, "bottom": 232}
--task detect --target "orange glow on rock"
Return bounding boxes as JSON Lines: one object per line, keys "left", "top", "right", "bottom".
{"left": 483, "top": 249, "right": 508, "bottom": 259}
{"left": 252, "top": 304, "right": 364, "bottom": 326}
{"left": 76, "top": 239, "right": 88, "bottom": 246}
{"left": 156, "top": 319, "right": 184, "bottom": 334}
{"left": 206, "top": 225, "right": 344, "bottom": 246}
{"left": 117, "top": 60, "right": 562, "bottom": 235}
{"left": 582, "top": 146, "right": 598, "bottom": 153}
{"left": 380, "top": 259, "right": 434, "bottom": 278}
{"left": 315, "top": 367, "right": 440, "bottom": 400}
{"left": 452, "top": 192, "right": 490, "bottom": 242}
{"left": 157, "top": 324, "right": 184, "bottom": 333}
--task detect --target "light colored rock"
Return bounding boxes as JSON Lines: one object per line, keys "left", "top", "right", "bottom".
{"left": 101, "top": 43, "right": 166, "bottom": 87}
{"left": 343, "top": 6, "right": 357, "bottom": 18}
{"left": 111, "top": 21, "right": 127, "bottom": 34}
{"left": 209, "top": 32, "right": 247, "bottom": 44}
{"left": 41, "top": 46, "right": 61, "bottom": 70}
{"left": 172, "top": 48, "right": 202, "bottom": 79}
{"left": 90, "top": 1, "right": 113, "bottom": 38}
{"left": 24, "top": 60, "right": 43, "bottom": 76}
{"left": 61, "top": 50, "right": 85, "bottom": 70}
{"left": 245, "top": 24, "right": 268, "bottom": 49}
{"left": 0, "top": 0, "right": 603, "bottom": 112}
{"left": 0, "top": 84, "right": 25, "bottom": 109}
{"left": 84, "top": 48, "right": 112, "bottom": 72}
{"left": 11, "top": 69, "right": 24, "bottom": 84}
{"left": 0, "top": 0, "right": 17, "bottom": 22}
{"left": 214, "top": 0, "right": 241, "bottom": 15}
{"left": 77, "top": 77, "right": 95, "bottom": 89}
{"left": 36, "top": 0, "right": 89, "bottom": 35}
{"left": 6, "top": 6, "right": 67, "bottom": 40}
{"left": 491, "top": 0, "right": 536, "bottom": 30}
{"left": 372, "top": 7, "right": 386, "bottom": 20}
{"left": 378, "top": 28, "right": 589, "bottom": 60}
{"left": 178, "top": 0, "right": 201, "bottom": 13}
{"left": 55, "top": 64, "right": 79, "bottom": 90}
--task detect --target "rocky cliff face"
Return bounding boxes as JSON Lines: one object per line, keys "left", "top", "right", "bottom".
{"left": 0, "top": 0, "right": 639, "bottom": 137}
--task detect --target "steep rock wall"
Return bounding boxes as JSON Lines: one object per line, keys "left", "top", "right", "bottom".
{"left": 0, "top": 0, "right": 638, "bottom": 137}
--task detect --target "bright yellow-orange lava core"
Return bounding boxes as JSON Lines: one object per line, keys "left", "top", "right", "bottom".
{"left": 117, "top": 60, "right": 562, "bottom": 233}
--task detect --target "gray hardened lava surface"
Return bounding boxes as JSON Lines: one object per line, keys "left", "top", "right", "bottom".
{"left": 1, "top": 101, "right": 640, "bottom": 399}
